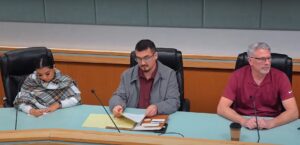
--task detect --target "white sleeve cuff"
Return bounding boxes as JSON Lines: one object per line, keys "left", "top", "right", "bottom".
{"left": 61, "top": 97, "right": 79, "bottom": 108}
{"left": 19, "top": 103, "right": 32, "bottom": 114}
{"left": 71, "top": 85, "right": 81, "bottom": 94}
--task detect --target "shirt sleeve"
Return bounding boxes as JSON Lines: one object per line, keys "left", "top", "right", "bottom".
{"left": 60, "top": 84, "right": 81, "bottom": 108}
{"left": 61, "top": 97, "right": 79, "bottom": 108}
{"left": 19, "top": 103, "right": 32, "bottom": 114}
{"left": 109, "top": 71, "right": 128, "bottom": 111}
{"left": 278, "top": 73, "right": 294, "bottom": 100}
{"left": 222, "top": 72, "right": 238, "bottom": 101}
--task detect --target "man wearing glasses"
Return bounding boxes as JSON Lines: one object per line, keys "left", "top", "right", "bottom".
{"left": 109, "top": 39, "right": 180, "bottom": 117}
{"left": 217, "top": 42, "right": 298, "bottom": 129}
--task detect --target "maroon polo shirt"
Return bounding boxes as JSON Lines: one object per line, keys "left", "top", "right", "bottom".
{"left": 137, "top": 66, "right": 158, "bottom": 109}
{"left": 223, "top": 65, "right": 293, "bottom": 117}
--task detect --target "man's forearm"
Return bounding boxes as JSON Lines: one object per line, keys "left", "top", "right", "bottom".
{"left": 218, "top": 106, "right": 247, "bottom": 126}
{"left": 268, "top": 110, "right": 298, "bottom": 129}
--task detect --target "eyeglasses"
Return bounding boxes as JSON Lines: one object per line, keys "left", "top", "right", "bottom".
{"left": 135, "top": 53, "right": 155, "bottom": 63}
{"left": 250, "top": 57, "right": 272, "bottom": 63}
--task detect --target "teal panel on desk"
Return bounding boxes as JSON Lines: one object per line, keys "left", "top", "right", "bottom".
{"left": 148, "top": 0, "right": 203, "bottom": 28}
{"left": 0, "top": 108, "right": 16, "bottom": 130}
{"left": 44, "top": 0, "right": 95, "bottom": 24}
{"left": 1, "top": 105, "right": 300, "bottom": 145}
{"left": 0, "top": 0, "right": 44, "bottom": 22}
{"left": 96, "top": 0, "right": 148, "bottom": 26}
{"left": 261, "top": 0, "right": 300, "bottom": 30}
{"left": 204, "top": 0, "right": 260, "bottom": 29}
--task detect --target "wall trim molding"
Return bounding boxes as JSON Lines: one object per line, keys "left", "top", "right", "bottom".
{"left": 1, "top": 46, "right": 299, "bottom": 71}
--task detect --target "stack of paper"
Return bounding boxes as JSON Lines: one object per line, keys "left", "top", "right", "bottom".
{"left": 133, "top": 115, "right": 168, "bottom": 131}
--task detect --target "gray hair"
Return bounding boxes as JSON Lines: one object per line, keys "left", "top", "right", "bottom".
{"left": 247, "top": 42, "right": 271, "bottom": 57}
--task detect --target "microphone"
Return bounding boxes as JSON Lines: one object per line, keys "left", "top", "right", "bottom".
{"left": 15, "top": 82, "right": 23, "bottom": 130}
{"left": 91, "top": 89, "right": 120, "bottom": 133}
{"left": 250, "top": 96, "right": 260, "bottom": 143}
{"left": 15, "top": 106, "right": 19, "bottom": 130}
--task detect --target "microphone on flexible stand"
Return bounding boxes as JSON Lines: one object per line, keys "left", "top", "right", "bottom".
{"left": 91, "top": 89, "right": 121, "bottom": 133}
{"left": 15, "top": 82, "right": 23, "bottom": 130}
{"left": 250, "top": 96, "right": 260, "bottom": 143}
{"left": 15, "top": 105, "right": 19, "bottom": 130}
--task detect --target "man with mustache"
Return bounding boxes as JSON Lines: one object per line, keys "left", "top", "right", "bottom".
{"left": 217, "top": 42, "right": 298, "bottom": 129}
{"left": 109, "top": 39, "right": 180, "bottom": 117}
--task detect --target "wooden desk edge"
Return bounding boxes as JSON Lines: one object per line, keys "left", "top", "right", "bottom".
{"left": 0, "top": 129, "right": 270, "bottom": 145}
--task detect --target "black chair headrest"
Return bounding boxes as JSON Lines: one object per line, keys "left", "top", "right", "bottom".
{"left": 235, "top": 52, "right": 293, "bottom": 83}
{"left": 130, "top": 48, "right": 182, "bottom": 71}
{"left": 3, "top": 47, "right": 53, "bottom": 76}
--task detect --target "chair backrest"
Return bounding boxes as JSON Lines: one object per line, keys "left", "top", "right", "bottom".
{"left": 130, "top": 48, "right": 185, "bottom": 111}
{"left": 235, "top": 52, "right": 293, "bottom": 83}
{"left": 0, "top": 47, "right": 53, "bottom": 107}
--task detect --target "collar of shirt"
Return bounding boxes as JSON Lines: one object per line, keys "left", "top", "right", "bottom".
{"left": 247, "top": 66, "right": 272, "bottom": 87}
{"left": 138, "top": 65, "right": 158, "bottom": 80}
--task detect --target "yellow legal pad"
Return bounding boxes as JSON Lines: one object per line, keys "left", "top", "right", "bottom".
{"left": 82, "top": 114, "right": 135, "bottom": 129}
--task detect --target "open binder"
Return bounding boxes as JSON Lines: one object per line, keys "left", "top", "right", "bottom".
{"left": 134, "top": 115, "right": 168, "bottom": 131}
{"left": 106, "top": 114, "right": 169, "bottom": 132}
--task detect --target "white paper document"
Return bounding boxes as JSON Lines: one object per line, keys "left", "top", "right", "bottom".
{"left": 121, "top": 113, "right": 145, "bottom": 123}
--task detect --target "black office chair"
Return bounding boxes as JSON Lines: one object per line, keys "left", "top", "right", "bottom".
{"left": 235, "top": 52, "right": 293, "bottom": 83}
{"left": 130, "top": 48, "right": 190, "bottom": 112}
{"left": 0, "top": 47, "right": 54, "bottom": 107}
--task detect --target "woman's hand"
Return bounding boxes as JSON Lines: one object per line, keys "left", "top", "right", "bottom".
{"left": 29, "top": 108, "right": 46, "bottom": 117}
{"left": 45, "top": 102, "right": 61, "bottom": 113}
